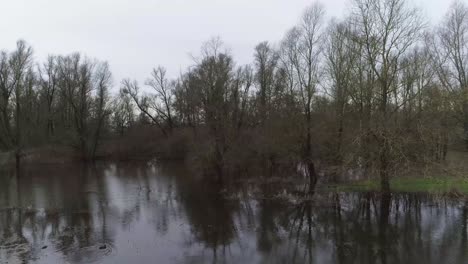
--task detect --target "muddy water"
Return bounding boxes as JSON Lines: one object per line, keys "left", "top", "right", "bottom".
{"left": 0, "top": 162, "right": 467, "bottom": 264}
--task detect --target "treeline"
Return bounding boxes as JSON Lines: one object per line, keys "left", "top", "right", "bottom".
{"left": 0, "top": 44, "right": 111, "bottom": 164}
{"left": 1, "top": 0, "right": 468, "bottom": 191}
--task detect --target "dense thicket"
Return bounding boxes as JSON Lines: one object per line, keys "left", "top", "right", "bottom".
{"left": 1, "top": 0, "right": 467, "bottom": 191}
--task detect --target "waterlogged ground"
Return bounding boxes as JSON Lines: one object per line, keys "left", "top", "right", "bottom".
{"left": 1, "top": 162, "right": 468, "bottom": 264}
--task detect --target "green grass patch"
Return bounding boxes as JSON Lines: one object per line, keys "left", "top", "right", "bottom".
{"left": 331, "top": 177, "right": 468, "bottom": 194}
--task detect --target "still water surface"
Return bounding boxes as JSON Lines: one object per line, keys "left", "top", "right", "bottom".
{"left": 0, "top": 162, "right": 467, "bottom": 264}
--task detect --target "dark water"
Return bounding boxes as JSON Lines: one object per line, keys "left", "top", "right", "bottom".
{"left": 0, "top": 162, "right": 467, "bottom": 264}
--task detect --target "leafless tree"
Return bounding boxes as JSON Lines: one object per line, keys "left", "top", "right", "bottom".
{"left": 0, "top": 51, "right": 13, "bottom": 150}
{"left": 112, "top": 89, "right": 134, "bottom": 136}
{"left": 433, "top": 1, "right": 468, "bottom": 149}
{"left": 38, "top": 55, "right": 59, "bottom": 139}
{"left": 254, "top": 41, "right": 278, "bottom": 123}
{"left": 326, "top": 20, "right": 359, "bottom": 165}
{"left": 351, "top": 0, "right": 424, "bottom": 191}
{"left": 56, "top": 53, "right": 111, "bottom": 159}
{"left": 90, "top": 62, "right": 112, "bottom": 158}
{"left": 280, "top": 3, "right": 325, "bottom": 188}
{"left": 121, "top": 79, "right": 168, "bottom": 136}
{"left": 145, "top": 66, "right": 175, "bottom": 131}
{"left": 8, "top": 40, "right": 34, "bottom": 166}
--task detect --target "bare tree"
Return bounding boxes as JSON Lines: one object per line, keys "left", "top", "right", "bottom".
{"left": 326, "top": 20, "right": 359, "bottom": 165}
{"left": 433, "top": 1, "right": 468, "bottom": 149}
{"left": 0, "top": 51, "right": 13, "bottom": 150}
{"left": 112, "top": 89, "right": 134, "bottom": 136}
{"left": 145, "top": 66, "right": 175, "bottom": 131}
{"left": 57, "top": 53, "right": 92, "bottom": 158}
{"left": 194, "top": 39, "right": 234, "bottom": 179}
{"left": 281, "top": 3, "right": 325, "bottom": 189}
{"left": 9, "top": 40, "right": 34, "bottom": 166}
{"left": 38, "top": 55, "right": 59, "bottom": 139}
{"left": 174, "top": 70, "right": 202, "bottom": 133}
{"left": 90, "top": 62, "right": 112, "bottom": 158}
{"left": 351, "top": 0, "right": 424, "bottom": 191}
{"left": 56, "top": 54, "right": 111, "bottom": 159}
{"left": 121, "top": 79, "right": 168, "bottom": 136}
{"left": 231, "top": 65, "right": 253, "bottom": 132}
{"left": 254, "top": 41, "right": 278, "bottom": 124}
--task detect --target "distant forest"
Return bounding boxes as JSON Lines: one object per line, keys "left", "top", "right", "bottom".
{"left": 1, "top": 0, "right": 468, "bottom": 191}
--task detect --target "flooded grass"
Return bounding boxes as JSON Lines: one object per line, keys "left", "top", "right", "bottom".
{"left": 333, "top": 177, "right": 468, "bottom": 194}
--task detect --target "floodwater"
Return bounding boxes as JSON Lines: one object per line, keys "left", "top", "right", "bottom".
{"left": 0, "top": 162, "right": 467, "bottom": 264}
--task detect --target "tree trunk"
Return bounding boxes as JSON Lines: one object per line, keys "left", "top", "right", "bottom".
{"left": 336, "top": 119, "right": 344, "bottom": 165}
{"left": 307, "top": 160, "right": 317, "bottom": 192}
{"left": 15, "top": 151, "right": 21, "bottom": 173}
{"left": 379, "top": 75, "right": 390, "bottom": 192}
{"left": 214, "top": 135, "right": 225, "bottom": 185}
{"left": 378, "top": 192, "right": 391, "bottom": 264}
{"left": 305, "top": 118, "right": 317, "bottom": 191}
{"left": 380, "top": 141, "right": 390, "bottom": 193}
{"left": 91, "top": 114, "right": 105, "bottom": 160}
{"left": 15, "top": 85, "right": 21, "bottom": 172}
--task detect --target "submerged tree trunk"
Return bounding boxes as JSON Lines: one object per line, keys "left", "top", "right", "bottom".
{"left": 378, "top": 192, "right": 391, "bottom": 264}
{"left": 307, "top": 160, "right": 317, "bottom": 192}
{"left": 376, "top": 132, "right": 391, "bottom": 193}
{"left": 305, "top": 119, "right": 317, "bottom": 192}
{"left": 15, "top": 151, "right": 21, "bottom": 173}
{"left": 379, "top": 74, "right": 390, "bottom": 193}
{"left": 15, "top": 81, "right": 22, "bottom": 174}
{"left": 336, "top": 118, "right": 344, "bottom": 165}
{"left": 379, "top": 135, "right": 390, "bottom": 193}
{"left": 214, "top": 134, "right": 226, "bottom": 185}
{"left": 91, "top": 118, "right": 104, "bottom": 160}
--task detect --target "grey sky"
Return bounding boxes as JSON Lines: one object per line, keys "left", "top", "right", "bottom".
{"left": 0, "top": 0, "right": 457, "bottom": 87}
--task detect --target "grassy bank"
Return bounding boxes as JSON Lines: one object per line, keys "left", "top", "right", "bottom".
{"left": 332, "top": 177, "right": 468, "bottom": 194}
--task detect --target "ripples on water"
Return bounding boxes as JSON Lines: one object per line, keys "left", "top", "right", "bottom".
{"left": 0, "top": 162, "right": 467, "bottom": 264}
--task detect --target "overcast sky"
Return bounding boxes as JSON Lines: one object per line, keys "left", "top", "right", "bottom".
{"left": 0, "top": 0, "right": 457, "bottom": 88}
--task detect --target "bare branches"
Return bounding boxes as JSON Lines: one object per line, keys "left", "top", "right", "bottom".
{"left": 121, "top": 78, "right": 168, "bottom": 136}
{"left": 432, "top": 1, "right": 468, "bottom": 148}
{"left": 145, "top": 66, "right": 174, "bottom": 130}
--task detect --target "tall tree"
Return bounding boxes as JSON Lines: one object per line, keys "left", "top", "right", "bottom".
{"left": 433, "top": 1, "right": 468, "bottom": 149}
{"left": 351, "top": 0, "right": 424, "bottom": 191}
{"left": 145, "top": 66, "right": 175, "bottom": 131}
{"left": 8, "top": 40, "right": 34, "bottom": 166}
{"left": 57, "top": 53, "right": 111, "bottom": 159}
{"left": 38, "top": 55, "right": 59, "bottom": 140}
{"left": 281, "top": 3, "right": 325, "bottom": 189}
{"left": 326, "top": 21, "right": 358, "bottom": 165}
{"left": 254, "top": 41, "right": 278, "bottom": 124}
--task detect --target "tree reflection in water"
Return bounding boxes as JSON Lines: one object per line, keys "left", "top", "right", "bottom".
{"left": 0, "top": 162, "right": 467, "bottom": 264}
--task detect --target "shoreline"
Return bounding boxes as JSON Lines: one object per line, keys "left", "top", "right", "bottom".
{"left": 331, "top": 177, "right": 468, "bottom": 195}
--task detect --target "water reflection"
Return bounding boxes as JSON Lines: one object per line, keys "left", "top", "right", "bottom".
{"left": 0, "top": 162, "right": 467, "bottom": 264}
